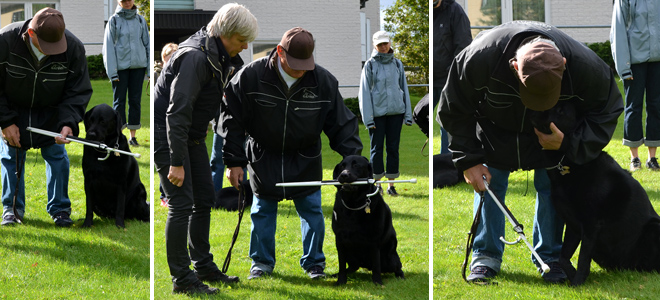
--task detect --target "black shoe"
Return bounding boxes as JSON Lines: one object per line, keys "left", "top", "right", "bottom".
{"left": 387, "top": 186, "right": 399, "bottom": 196}
{"left": 172, "top": 281, "right": 218, "bottom": 295}
{"left": 247, "top": 269, "right": 269, "bottom": 280}
{"left": 128, "top": 137, "right": 139, "bottom": 146}
{"left": 647, "top": 157, "right": 660, "bottom": 171}
{"left": 52, "top": 211, "right": 73, "bottom": 227}
{"left": 540, "top": 262, "right": 567, "bottom": 284}
{"left": 1, "top": 214, "right": 19, "bottom": 226}
{"left": 466, "top": 266, "right": 497, "bottom": 283}
{"left": 631, "top": 157, "right": 642, "bottom": 171}
{"left": 196, "top": 270, "right": 240, "bottom": 283}
{"left": 307, "top": 265, "right": 326, "bottom": 279}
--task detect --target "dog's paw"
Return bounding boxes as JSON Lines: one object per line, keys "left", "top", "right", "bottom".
{"left": 81, "top": 220, "right": 93, "bottom": 228}
{"left": 334, "top": 280, "right": 347, "bottom": 286}
{"left": 395, "top": 270, "right": 405, "bottom": 279}
{"left": 115, "top": 221, "right": 126, "bottom": 229}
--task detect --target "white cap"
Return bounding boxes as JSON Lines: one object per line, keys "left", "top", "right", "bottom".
{"left": 372, "top": 31, "right": 390, "bottom": 45}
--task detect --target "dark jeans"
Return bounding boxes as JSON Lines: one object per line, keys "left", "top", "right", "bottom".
{"left": 623, "top": 62, "right": 660, "bottom": 148}
{"left": 112, "top": 68, "right": 145, "bottom": 130}
{"left": 154, "top": 128, "right": 219, "bottom": 286}
{"left": 368, "top": 114, "right": 404, "bottom": 179}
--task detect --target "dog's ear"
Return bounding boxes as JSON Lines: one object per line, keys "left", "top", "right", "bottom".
{"left": 83, "top": 106, "right": 95, "bottom": 129}
{"left": 333, "top": 161, "right": 343, "bottom": 179}
{"left": 114, "top": 109, "right": 123, "bottom": 137}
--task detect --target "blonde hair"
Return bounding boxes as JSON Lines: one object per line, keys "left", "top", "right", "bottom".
{"left": 207, "top": 3, "right": 258, "bottom": 42}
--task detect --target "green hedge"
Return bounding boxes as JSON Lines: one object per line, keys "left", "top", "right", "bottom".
{"left": 87, "top": 54, "right": 108, "bottom": 80}
{"left": 586, "top": 41, "right": 616, "bottom": 72}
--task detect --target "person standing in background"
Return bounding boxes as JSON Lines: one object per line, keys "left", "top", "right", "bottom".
{"left": 102, "top": 0, "right": 149, "bottom": 146}
{"left": 610, "top": 0, "right": 660, "bottom": 171}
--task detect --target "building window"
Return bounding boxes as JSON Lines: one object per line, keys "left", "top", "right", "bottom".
{"left": 0, "top": 2, "right": 57, "bottom": 29}
{"left": 467, "top": 0, "right": 545, "bottom": 35}
{"left": 252, "top": 41, "right": 278, "bottom": 61}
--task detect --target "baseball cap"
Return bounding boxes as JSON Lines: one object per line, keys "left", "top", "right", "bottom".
{"left": 515, "top": 42, "right": 565, "bottom": 111}
{"left": 30, "top": 8, "right": 67, "bottom": 55}
{"left": 372, "top": 31, "right": 390, "bottom": 45}
{"left": 280, "top": 27, "right": 315, "bottom": 71}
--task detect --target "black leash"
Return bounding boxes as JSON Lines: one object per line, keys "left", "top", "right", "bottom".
{"left": 221, "top": 184, "right": 247, "bottom": 273}
{"left": 12, "top": 147, "right": 25, "bottom": 224}
{"left": 462, "top": 191, "right": 485, "bottom": 283}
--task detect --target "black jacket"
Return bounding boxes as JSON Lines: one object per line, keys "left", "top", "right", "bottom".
{"left": 221, "top": 49, "right": 363, "bottom": 201}
{"left": 437, "top": 21, "right": 623, "bottom": 172}
{"left": 433, "top": 0, "right": 472, "bottom": 90}
{"left": 0, "top": 20, "right": 92, "bottom": 149}
{"left": 153, "top": 27, "right": 242, "bottom": 166}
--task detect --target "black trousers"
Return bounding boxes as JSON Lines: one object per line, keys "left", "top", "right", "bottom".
{"left": 154, "top": 129, "right": 219, "bottom": 286}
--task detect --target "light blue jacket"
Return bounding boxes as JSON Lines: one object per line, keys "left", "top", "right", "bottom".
{"left": 358, "top": 49, "right": 413, "bottom": 128}
{"left": 610, "top": 0, "right": 660, "bottom": 79}
{"left": 102, "top": 5, "right": 150, "bottom": 80}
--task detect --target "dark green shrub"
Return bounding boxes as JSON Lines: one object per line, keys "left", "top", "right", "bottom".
{"left": 343, "top": 97, "right": 362, "bottom": 123}
{"left": 586, "top": 41, "right": 616, "bottom": 72}
{"left": 87, "top": 54, "right": 108, "bottom": 80}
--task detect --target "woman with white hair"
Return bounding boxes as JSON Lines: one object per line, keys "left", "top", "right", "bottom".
{"left": 153, "top": 3, "right": 258, "bottom": 295}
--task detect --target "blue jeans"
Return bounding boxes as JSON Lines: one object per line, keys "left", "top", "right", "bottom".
{"left": 623, "top": 62, "right": 660, "bottom": 148}
{"left": 112, "top": 68, "right": 145, "bottom": 130}
{"left": 210, "top": 134, "right": 224, "bottom": 192}
{"left": 470, "top": 167, "right": 563, "bottom": 273}
{"left": 368, "top": 114, "right": 404, "bottom": 179}
{"left": 1, "top": 141, "right": 71, "bottom": 219}
{"left": 249, "top": 189, "right": 325, "bottom": 273}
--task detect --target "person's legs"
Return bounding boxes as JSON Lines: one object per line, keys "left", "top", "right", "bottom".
{"left": 369, "top": 116, "right": 387, "bottom": 180}
{"left": 384, "top": 114, "right": 404, "bottom": 179}
{"left": 126, "top": 68, "right": 145, "bottom": 140}
{"left": 42, "top": 143, "right": 71, "bottom": 217}
{"left": 1, "top": 142, "right": 26, "bottom": 220}
{"left": 532, "top": 169, "right": 563, "bottom": 264}
{"left": 112, "top": 69, "right": 130, "bottom": 129}
{"left": 470, "top": 166, "right": 509, "bottom": 273}
{"left": 292, "top": 190, "right": 325, "bottom": 272}
{"left": 623, "top": 63, "right": 646, "bottom": 168}
{"left": 644, "top": 61, "right": 660, "bottom": 168}
{"left": 210, "top": 134, "right": 225, "bottom": 192}
{"left": 248, "top": 196, "right": 278, "bottom": 274}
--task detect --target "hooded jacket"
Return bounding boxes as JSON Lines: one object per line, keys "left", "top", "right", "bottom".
{"left": 0, "top": 20, "right": 92, "bottom": 149}
{"left": 153, "top": 27, "right": 243, "bottom": 167}
{"left": 221, "top": 49, "right": 363, "bottom": 201}
{"left": 610, "top": 0, "right": 660, "bottom": 79}
{"left": 102, "top": 5, "right": 150, "bottom": 80}
{"left": 437, "top": 21, "right": 623, "bottom": 172}
{"left": 433, "top": 0, "right": 472, "bottom": 88}
{"left": 358, "top": 49, "right": 413, "bottom": 128}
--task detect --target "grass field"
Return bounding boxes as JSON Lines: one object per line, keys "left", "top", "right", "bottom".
{"left": 0, "top": 79, "right": 150, "bottom": 299}
{"left": 153, "top": 94, "right": 431, "bottom": 299}
{"left": 432, "top": 81, "right": 660, "bottom": 299}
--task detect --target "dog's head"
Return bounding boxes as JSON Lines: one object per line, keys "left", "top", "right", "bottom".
{"left": 528, "top": 101, "right": 577, "bottom": 135}
{"left": 83, "top": 103, "right": 122, "bottom": 143}
{"left": 333, "top": 155, "right": 373, "bottom": 191}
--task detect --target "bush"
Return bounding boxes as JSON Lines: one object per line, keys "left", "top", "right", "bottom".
{"left": 87, "top": 54, "right": 108, "bottom": 80}
{"left": 344, "top": 97, "right": 361, "bottom": 123}
{"left": 586, "top": 41, "right": 616, "bottom": 73}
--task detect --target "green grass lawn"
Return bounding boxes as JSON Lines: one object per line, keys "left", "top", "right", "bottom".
{"left": 153, "top": 94, "right": 431, "bottom": 299}
{"left": 0, "top": 79, "right": 150, "bottom": 299}
{"left": 432, "top": 81, "right": 660, "bottom": 299}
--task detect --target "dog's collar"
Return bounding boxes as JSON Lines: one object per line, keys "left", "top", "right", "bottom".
{"left": 340, "top": 185, "right": 380, "bottom": 214}
{"left": 93, "top": 136, "right": 120, "bottom": 160}
{"left": 545, "top": 155, "right": 570, "bottom": 175}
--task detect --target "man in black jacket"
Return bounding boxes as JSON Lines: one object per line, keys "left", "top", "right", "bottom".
{"left": 433, "top": 0, "right": 472, "bottom": 154}
{"left": 153, "top": 3, "right": 257, "bottom": 295}
{"left": 221, "top": 27, "right": 362, "bottom": 280}
{"left": 0, "top": 8, "right": 92, "bottom": 227}
{"left": 437, "top": 21, "right": 623, "bottom": 283}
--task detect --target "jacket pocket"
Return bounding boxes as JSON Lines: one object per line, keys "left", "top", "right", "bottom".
{"left": 6, "top": 68, "right": 26, "bottom": 79}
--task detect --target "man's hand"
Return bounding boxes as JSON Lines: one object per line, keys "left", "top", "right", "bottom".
{"left": 463, "top": 164, "right": 491, "bottom": 192}
{"left": 55, "top": 126, "right": 73, "bottom": 145}
{"left": 1, "top": 124, "right": 21, "bottom": 148}
{"left": 226, "top": 166, "right": 244, "bottom": 190}
{"left": 534, "top": 122, "right": 564, "bottom": 150}
{"left": 168, "top": 166, "right": 185, "bottom": 187}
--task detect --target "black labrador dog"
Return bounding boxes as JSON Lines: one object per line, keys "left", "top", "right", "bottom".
{"left": 214, "top": 180, "right": 253, "bottom": 211}
{"left": 81, "top": 104, "right": 149, "bottom": 228}
{"left": 529, "top": 102, "right": 660, "bottom": 286}
{"left": 331, "top": 155, "right": 404, "bottom": 285}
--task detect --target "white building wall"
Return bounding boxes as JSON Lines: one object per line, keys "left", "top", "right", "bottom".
{"left": 59, "top": 0, "right": 108, "bottom": 55}
{"left": 547, "top": 0, "right": 612, "bottom": 43}
{"left": 194, "top": 0, "right": 379, "bottom": 98}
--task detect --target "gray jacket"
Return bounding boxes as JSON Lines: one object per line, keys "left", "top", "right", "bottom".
{"left": 358, "top": 49, "right": 413, "bottom": 128}
{"left": 610, "top": 0, "right": 660, "bottom": 79}
{"left": 102, "top": 5, "right": 150, "bottom": 80}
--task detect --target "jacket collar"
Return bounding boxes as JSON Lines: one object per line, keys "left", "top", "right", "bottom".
{"left": 115, "top": 4, "right": 138, "bottom": 19}
{"left": 262, "top": 47, "right": 317, "bottom": 91}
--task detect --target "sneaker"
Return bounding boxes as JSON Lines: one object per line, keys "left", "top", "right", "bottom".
{"left": 306, "top": 265, "right": 326, "bottom": 279}
{"left": 172, "top": 281, "right": 218, "bottom": 295}
{"left": 466, "top": 266, "right": 497, "bottom": 283}
{"left": 387, "top": 186, "right": 399, "bottom": 196}
{"left": 647, "top": 157, "right": 660, "bottom": 171}
{"left": 540, "top": 261, "right": 567, "bottom": 284}
{"left": 630, "top": 157, "right": 642, "bottom": 171}
{"left": 52, "top": 211, "right": 73, "bottom": 227}
{"left": 247, "top": 269, "right": 269, "bottom": 280}
{"left": 160, "top": 197, "right": 169, "bottom": 208}
{"left": 1, "top": 214, "right": 19, "bottom": 226}
{"left": 128, "top": 137, "right": 139, "bottom": 146}
{"left": 196, "top": 270, "right": 240, "bottom": 283}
